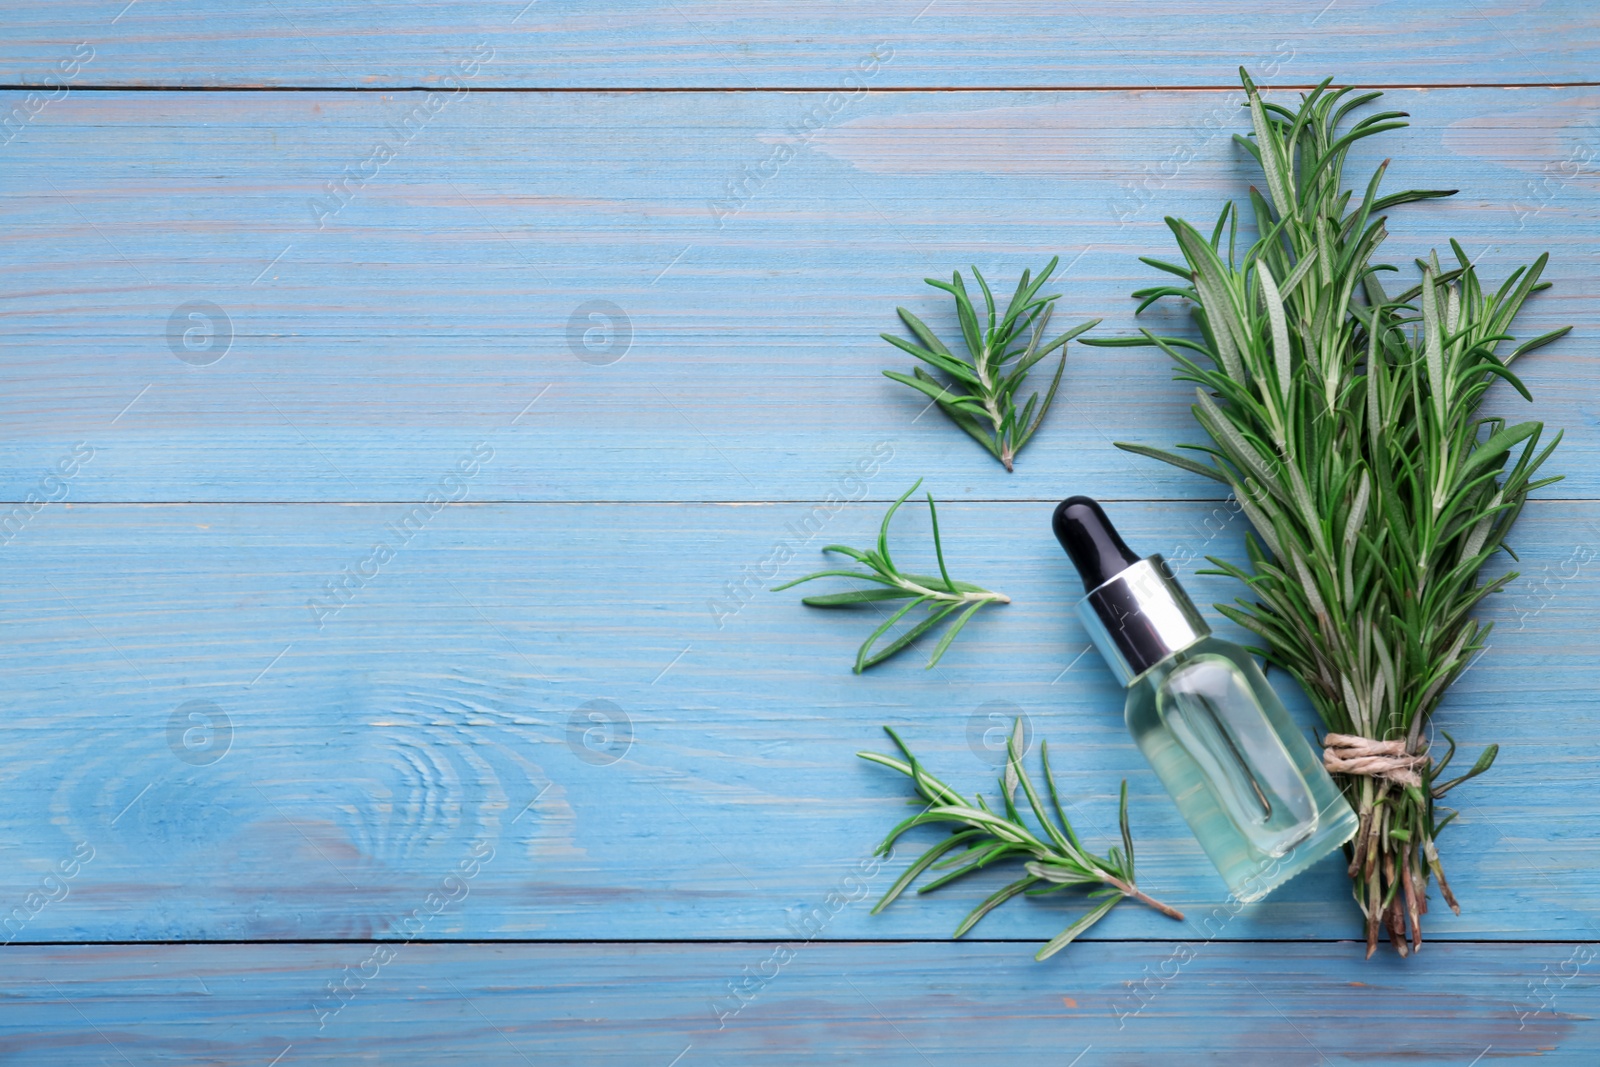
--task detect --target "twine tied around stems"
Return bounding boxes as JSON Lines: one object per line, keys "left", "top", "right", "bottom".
{"left": 1321, "top": 733, "right": 1427, "bottom": 789}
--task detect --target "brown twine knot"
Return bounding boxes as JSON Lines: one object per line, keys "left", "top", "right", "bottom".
{"left": 1321, "top": 733, "right": 1426, "bottom": 789}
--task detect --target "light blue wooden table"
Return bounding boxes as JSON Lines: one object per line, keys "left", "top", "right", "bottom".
{"left": 2, "top": 2, "right": 1597, "bottom": 1062}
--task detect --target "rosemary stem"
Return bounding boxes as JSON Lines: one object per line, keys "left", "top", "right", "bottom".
{"left": 1101, "top": 874, "right": 1185, "bottom": 921}
{"left": 974, "top": 368, "right": 1012, "bottom": 469}
{"left": 893, "top": 576, "right": 1011, "bottom": 605}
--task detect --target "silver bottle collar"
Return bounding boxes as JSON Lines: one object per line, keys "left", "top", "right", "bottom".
{"left": 1077, "top": 555, "right": 1211, "bottom": 686}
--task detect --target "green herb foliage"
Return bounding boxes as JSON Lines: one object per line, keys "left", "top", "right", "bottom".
{"left": 1089, "top": 70, "right": 1568, "bottom": 956}
{"left": 882, "top": 258, "right": 1100, "bottom": 471}
{"left": 773, "top": 480, "right": 1008, "bottom": 672}
{"left": 859, "top": 720, "right": 1183, "bottom": 960}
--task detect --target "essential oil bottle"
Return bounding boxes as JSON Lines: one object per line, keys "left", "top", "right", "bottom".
{"left": 1053, "top": 496, "right": 1358, "bottom": 902}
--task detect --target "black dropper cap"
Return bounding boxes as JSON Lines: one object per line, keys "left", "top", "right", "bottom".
{"left": 1053, "top": 496, "right": 1142, "bottom": 592}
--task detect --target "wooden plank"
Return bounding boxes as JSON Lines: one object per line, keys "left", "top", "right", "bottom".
{"left": 1, "top": 940, "right": 1591, "bottom": 1062}
{"left": 3, "top": 1, "right": 1598, "bottom": 88}
{"left": 0, "top": 499, "right": 1593, "bottom": 942}
{"left": 2, "top": 88, "right": 1593, "bottom": 502}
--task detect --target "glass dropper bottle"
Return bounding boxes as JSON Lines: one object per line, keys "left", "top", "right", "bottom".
{"left": 1053, "top": 495, "right": 1357, "bottom": 901}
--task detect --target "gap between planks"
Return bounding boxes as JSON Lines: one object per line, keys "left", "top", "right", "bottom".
{"left": 4, "top": 937, "right": 1595, "bottom": 947}
{"left": 3, "top": 498, "right": 1597, "bottom": 506}
{"left": 8, "top": 82, "right": 1600, "bottom": 93}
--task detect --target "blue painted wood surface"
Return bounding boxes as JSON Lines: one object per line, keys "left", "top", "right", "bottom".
{"left": 3, "top": 1, "right": 1599, "bottom": 87}
{"left": 0, "top": 500, "right": 1594, "bottom": 944}
{"left": 1, "top": 942, "right": 1589, "bottom": 1062}
{"left": 1, "top": 88, "right": 1594, "bottom": 502}
{"left": 2, "top": 2, "right": 1598, "bottom": 1062}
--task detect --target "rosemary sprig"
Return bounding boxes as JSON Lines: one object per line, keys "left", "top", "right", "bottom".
{"left": 882, "top": 258, "right": 1100, "bottom": 471}
{"left": 1091, "top": 70, "right": 1568, "bottom": 956}
{"left": 773, "top": 480, "right": 1008, "bottom": 672}
{"left": 859, "top": 720, "right": 1183, "bottom": 960}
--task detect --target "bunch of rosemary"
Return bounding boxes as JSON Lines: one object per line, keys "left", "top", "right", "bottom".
{"left": 1093, "top": 71, "right": 1568, "bottom": 955}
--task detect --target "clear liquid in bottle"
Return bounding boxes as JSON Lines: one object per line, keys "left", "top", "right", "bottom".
{"left": 1128, "top": 638, "right": 1357, "bottom": 901}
